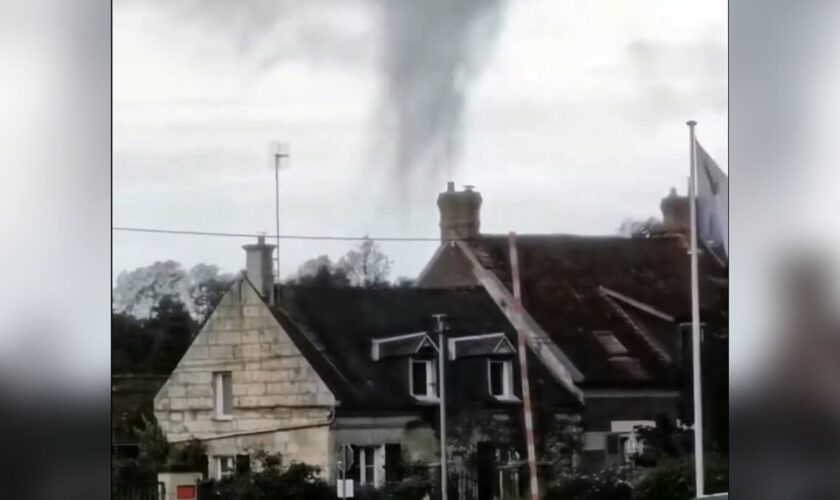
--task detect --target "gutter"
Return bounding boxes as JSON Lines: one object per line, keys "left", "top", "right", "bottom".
{"left": 170, "top": 406, "right": 336, "bottom": 443}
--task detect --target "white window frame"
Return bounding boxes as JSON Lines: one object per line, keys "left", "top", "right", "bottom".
{"left": 409, "top": 358, "right": 437, "bottom": 400}
{"left": 357, "top": 446, "right": 377, "bottom": 486}
{"left": 213, "top": 372, "right": 233, "bottom": 420}
{"left": 215, "top": 455, "right": 235, "bottom": 479}
{"left": 487, "top": 359, "right": 514, "bottom": 399}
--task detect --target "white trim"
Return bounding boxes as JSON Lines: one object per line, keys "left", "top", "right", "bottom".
{"left": 450, "top": 332, "right": 507, "bottom": 343}
{"left": 372, "top": 333, "right": 439, "bottom": 361}
{"left": 409, "top": 358, "right": 437, "bottom": 399}
{"left": 493, "top": 337, "right": 515, "bottom": 354}
{"left": 373, "top": 331, "right": 428, "bottom": 344}
{"left": 374, "top": 445, "right": 386, "bottom": 487}
{"left": 415, "top": 336, "right": 437, "bottom": 353}
{"left": 488, "top": 359, "right": 514, "bottom": 399}
{"left": 455, "top": 240, "right": 585, "bottom": 401}
{"left": 213, "top": 372, "right": 233, "bottom": 419}
{"left": 447, "top": 332, "right": 514, "bottom": 360}
{"left": 214, "top": 455, "right": 235, "bottom": 480}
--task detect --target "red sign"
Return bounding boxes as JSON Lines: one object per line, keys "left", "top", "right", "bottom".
{"left": 176, "top": 485, "right": 196, "bottom": 499}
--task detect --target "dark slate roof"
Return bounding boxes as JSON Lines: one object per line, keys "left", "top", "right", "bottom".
{"left": 466, "top": 234, "right": 728, "bottom": 387}
{"left": 271, "top": 285, "right": 580, "bottom": 413}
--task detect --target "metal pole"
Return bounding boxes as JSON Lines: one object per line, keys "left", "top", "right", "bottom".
{"left": 434, "top": 313, "right": 448, "bottom": 500}
{"left": 687, "top": 120, "right": 705, "bottom": 497}
{"left": 274, "top": 154, "right": 281, "bottom": 285}
{"left": 508, "top": 232, "right": 540, "bottom": 500}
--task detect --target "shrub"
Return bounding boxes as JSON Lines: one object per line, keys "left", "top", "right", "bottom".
{"left": 545, "top": 467, "right": 634, "bottom": 500}
{"left": 633, "top": 454, "right": 728, "bottom": 500}
{"left": 210, "top": 451, "right": 333, "bottom": 500}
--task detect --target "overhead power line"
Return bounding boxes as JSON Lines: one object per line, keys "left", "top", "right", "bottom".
{"left": 112, "top": 226, "right": 447, "bottom": 242}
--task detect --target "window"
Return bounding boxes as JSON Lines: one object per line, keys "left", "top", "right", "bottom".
{"left": 594, "top": 331, "right": 628, "bottom": 356}
{"left": 215, "top": 455, "right": 235, "bottom": 479}
{"left": 213, "top": 372, "right": 233, "bottom": 418}
{"left": 410, "top": 359, "right": 436, "bottom": 398}
{"left": 351, "top": 446, "right": 379, "bottom": 486}
{"left": 488, "top": 359, "right": 513, "bottom": 398}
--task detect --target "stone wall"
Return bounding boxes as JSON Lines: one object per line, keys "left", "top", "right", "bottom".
{"left": 153, "top": 277, "right": 336, "bottom": 468}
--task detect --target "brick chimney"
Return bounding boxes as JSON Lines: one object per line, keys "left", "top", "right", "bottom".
{"left": 437, "top": 181, "right": 482, "bottom": 241}
{"left": 242, "top": 235, "right": 276, "bottom": 299}
{"left": 660, "top": 187, "right": 690, "bottom": 234}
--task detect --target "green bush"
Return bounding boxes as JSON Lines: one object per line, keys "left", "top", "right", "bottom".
{"left": 545, "top": 467, "right": 634, "bottom": 500}
{"left": 633, "top": 455, "right": 728, "bottom": 500}
{"left": 211, "top": 451, "right": 334, "bottom": 500}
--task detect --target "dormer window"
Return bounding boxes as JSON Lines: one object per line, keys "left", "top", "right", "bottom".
{"left": 488, "top": 359, "right": 513, "bottom": 399}
{"left": 410, "top": 358, "right": 437, "bottom": 399}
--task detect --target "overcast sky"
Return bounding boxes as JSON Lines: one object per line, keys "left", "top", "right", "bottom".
{"left": 114, "top": 0, "right": 727, "bottom": 281}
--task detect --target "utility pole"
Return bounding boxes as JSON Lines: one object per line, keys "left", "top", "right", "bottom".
{"left": 433, "top": 313, "right": 448, "bottom": 500}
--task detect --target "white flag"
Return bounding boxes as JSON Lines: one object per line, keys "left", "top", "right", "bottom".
{"left": 695, "top": 140, "right": 728, "bottom": 256}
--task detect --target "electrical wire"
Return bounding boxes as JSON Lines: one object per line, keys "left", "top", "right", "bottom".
{"left": 112, "top": 226, "right": 450, "bottom": 242}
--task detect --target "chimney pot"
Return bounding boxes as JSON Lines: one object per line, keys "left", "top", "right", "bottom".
{"left": 437, "top": 182, "right": 482, "bottom": 242}
{"left": 242, "top": 236, "right": 276, "bottom": 299}
{"left": 660, "top": 188, "right": 689, "bottom": 234}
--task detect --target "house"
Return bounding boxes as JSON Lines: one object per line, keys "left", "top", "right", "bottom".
{"left": 153, "top": 237, "right": 578, "bottom": 489}
{"left": 417, "top": 182, "right": 728, "bottom": 467}
{"left": 153, "top": 181, "right": 727, "bottom": 485}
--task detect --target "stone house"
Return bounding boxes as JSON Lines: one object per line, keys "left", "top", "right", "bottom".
{"left": 153, "top": 181, "right": 727, "bottom": 485}
{"left": 417, "top": 182, "right": 728, "bottom": 468}
{"left": 153, "top": 237, "right": 578, "bottom": 488}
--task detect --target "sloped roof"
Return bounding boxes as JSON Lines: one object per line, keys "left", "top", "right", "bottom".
{"left": 464, "top": 234, "right": 728, "bottom": 386}
{"left": 271, "top": 285, "right": 580, "bottom": 413}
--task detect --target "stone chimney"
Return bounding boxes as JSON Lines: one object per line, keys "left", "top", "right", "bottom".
{"left": 437, "top": 181, "right": 482, "bottom": 241}
{"left": 242, "top": 235, "right": 276, "bottom": 299}
{"left": 660, "top": 187, "right": 690, "bottom": 234}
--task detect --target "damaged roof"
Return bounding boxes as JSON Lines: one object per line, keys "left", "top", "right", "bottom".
{"left": 464, "top": 233, "right": 728, "bottom": 387}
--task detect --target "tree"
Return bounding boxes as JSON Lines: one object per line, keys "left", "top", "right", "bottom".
{"left": 189, "top": 277, "right": 231, "bottom": 322}
{"left": 337, "top": 236, "right": 393, "bottom": 287}
{"left": 112, "top": 311, "right": 156, "bottom": 373}
{"left": 145, "top": 295, "right": 197, "bottom": 373}
{"left": 617, "top": 217, "right": 661, "bottom": 238}
{"left": 113, "top": 261, "right": 233, "bottom": 320}
{"left": 293, "top": 255, "right": 351, "bottom": 287}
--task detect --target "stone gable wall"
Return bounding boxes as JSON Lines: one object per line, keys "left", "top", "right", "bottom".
{"left": 153, "top": 278, "right": 335, "bottom": 468}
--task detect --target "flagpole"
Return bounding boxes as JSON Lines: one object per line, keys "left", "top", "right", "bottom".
{"left": 687, "top": 120, "right": 705, "bottom": 497}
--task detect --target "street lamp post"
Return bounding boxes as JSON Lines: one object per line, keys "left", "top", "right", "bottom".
{"left": 433, "top": 313, "right": 448, "bottom": 500}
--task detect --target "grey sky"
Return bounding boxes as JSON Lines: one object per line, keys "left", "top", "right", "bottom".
{"left": 114, "top": 0, "right": 727, "bottom": 282}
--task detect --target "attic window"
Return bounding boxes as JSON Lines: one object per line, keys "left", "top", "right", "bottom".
{"left": 410, "top": 359, "right": 437, "bottom": 399}
{"left": 594, "top": 331, "right": 629, "bottom": 356}
{"left": 488, "top": 359, "right": 514, "bottom": 399}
